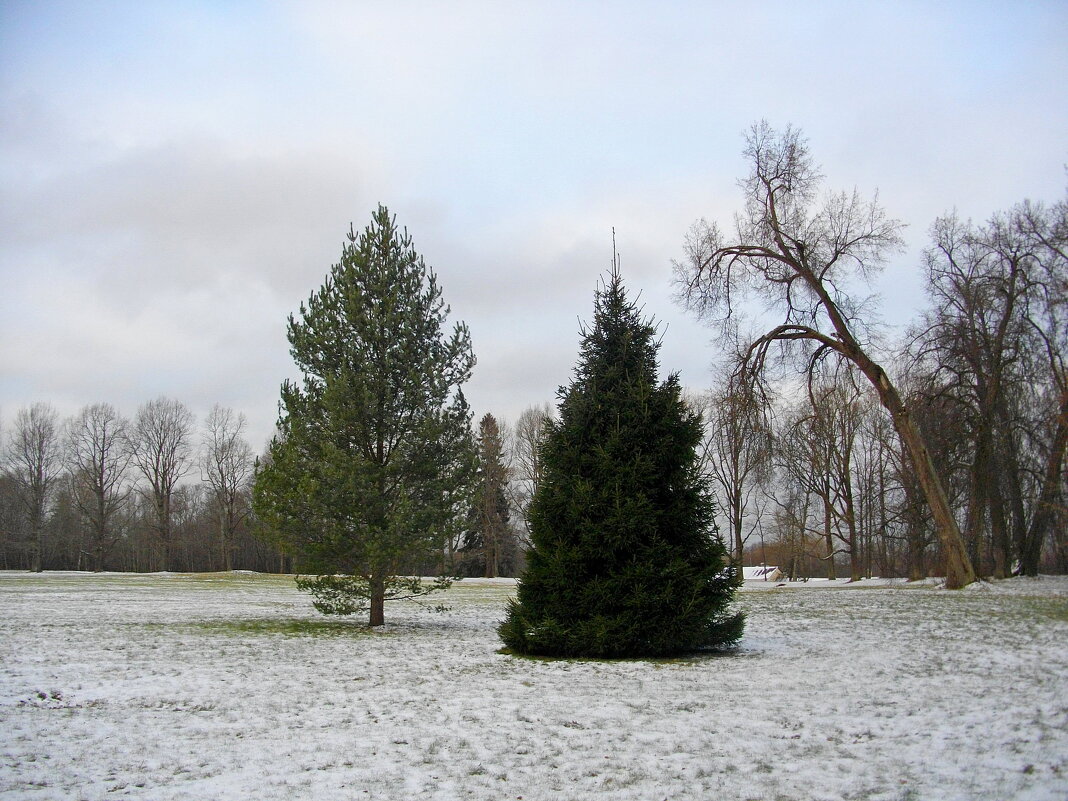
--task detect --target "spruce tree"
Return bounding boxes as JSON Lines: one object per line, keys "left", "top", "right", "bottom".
{"left": 253, "top": 205, "right": 474, "bottom": 626}
{"left": 499, "top": 268, "right": 744, "bottom": 657}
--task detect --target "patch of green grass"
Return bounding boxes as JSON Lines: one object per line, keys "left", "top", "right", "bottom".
{"left": 1025, "top": 598, "right": 1068, "bottom": 623}
{"left": 164, "top": 572, "right": 299, "bottom": 590}
{"left": 189, "top": 617, "right": 376, "bottom": 638}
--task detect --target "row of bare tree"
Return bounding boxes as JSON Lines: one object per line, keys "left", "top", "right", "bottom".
{"left": 0, "top": 394, "right": 558, "bottom": 577}
{"left": 0, "top": 398, "right": 285, "bottom": 573}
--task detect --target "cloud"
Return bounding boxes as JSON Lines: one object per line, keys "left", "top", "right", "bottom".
{"left": 2, "top": 0, "right": 1066, "bottom": 451}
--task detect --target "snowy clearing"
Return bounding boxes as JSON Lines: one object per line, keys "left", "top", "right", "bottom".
{"left": 1, "top": 572, "right": 1066, "bottom": 801}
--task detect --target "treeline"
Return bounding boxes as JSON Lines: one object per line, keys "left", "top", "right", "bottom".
{"left": 0, "top": 399, "right": 286, "bottom": 573}
{"left": 0, "top": 395, "right": 552, "bottom": 577}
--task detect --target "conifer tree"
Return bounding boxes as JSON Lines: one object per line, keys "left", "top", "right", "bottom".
{"left": 253, "top": 206, "right": 474, "bottom": 626}
{"left": 499, "top": 267, "right": 744, "bottom": 657}
{"left": 460, "top": 413, "right": 515, "bottom": 577}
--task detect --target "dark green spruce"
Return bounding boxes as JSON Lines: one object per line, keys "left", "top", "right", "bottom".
{"left": 253, "top": 205, "right": 475, "bottom": 626}
{"left": 499, "top": 269, "right": 744, "bottom": 657}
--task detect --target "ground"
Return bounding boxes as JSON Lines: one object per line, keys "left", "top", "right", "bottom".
{"left": 1, "top": 571, "right": 1066, "bottom": 801}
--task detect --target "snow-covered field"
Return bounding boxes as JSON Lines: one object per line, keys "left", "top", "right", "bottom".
{"left": 1, "top": 572, "right": 1066, "bottom": 801}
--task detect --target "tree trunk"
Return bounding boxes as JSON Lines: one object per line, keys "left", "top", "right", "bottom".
{"left": 989, "top": 480, "right": 1010, "bottom": 580}
{"left": 484, "top": 527, "right": 498, "bottom": 578}
{"left": 822, "top": 495, "right": 836, "bottom": 581}
{"left": 1019, "top": 390, "right": 1068, "bottom": 576}
{"left": 809, "top": 278, "right": 976, "bottom": 588}
{"left": 842, "top": 477, "right": 861, "bottom": 582}
{"left": 964, "top": 439, "right": 989, "bottom": 577}
{"left": 732, "top": 491, "right": 744, "bottom": 566}
{"left": 31, "top": 522, "right": 43, "bottom": 573}
{"left": 894, "top": 411, "right": 976, "bottom": 588}
{"left": 221, "top": 514, "right": 233, "bottom": 572}
{"left": 368, "top": 574, "right": 385, "bottom": 627}
{"left": 850, "top": 356, "right": 975, "bottom": 588}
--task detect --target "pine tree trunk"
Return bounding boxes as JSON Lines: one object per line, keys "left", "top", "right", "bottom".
{"left": 368, "top": 574, "right": 385, "bottom": 627}
{"left": 484, "top": 527, "right": 498, "bottom": 578}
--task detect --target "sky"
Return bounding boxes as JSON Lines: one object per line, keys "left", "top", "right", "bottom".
{"left": 2, "top": 0, "right": 1066, "bottom": 452}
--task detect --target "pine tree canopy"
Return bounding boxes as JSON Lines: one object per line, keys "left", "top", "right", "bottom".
{"left": 499, "top": 269, "right": 744, "bottom": 657}
{"left": 253, "top": 205, "right": 475, "bottom": 625}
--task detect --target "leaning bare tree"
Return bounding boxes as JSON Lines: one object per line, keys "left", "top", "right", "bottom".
{"left": 67, "top": 403, "right": 133, "bottom": 572}
{"left": 675, "top": 121, "right": 976, "bottom": 588}
{"left": 130, "top": 397, "right": 194, "bottom": 571}
{"left": 201, "top": 405, "right": 254, "bottom": 572}
{"left": 5, "top": 403, "right": 64, "bottom": 572}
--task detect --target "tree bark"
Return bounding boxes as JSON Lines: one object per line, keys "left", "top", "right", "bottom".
{"left": 31, "top": 514, "right": 43, "bottom": 573}
{"left": 889, "top": 399, "right": 976, "bottom": 588}
{"left": 368, "top": 574, "right": 386, "bottom": 627}
{"left": 1019, "top": 390, "right": 1068, "bottom": 576}
{"left": 822, "top": 495, "right": 836, "bottom": 581}
{"left": 816, "top": 302, "right": 977, "bottom": 589}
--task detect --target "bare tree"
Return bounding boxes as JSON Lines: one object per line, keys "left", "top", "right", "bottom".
{"left": 1013, "top": 196, "right": 1067, "bottom": 575}
{"left": 509, "top": 402, "right": 553, "bottom": 548}
{"left": 130, "top": 397, "right": 194, "bottom": 571}
{"left": 67, "top": 403, "right": 133, "bottom": 571}
{"left": 915, "top": 194, "right": 1067, "bottom": 576}
{"left": 776, "top": 391, "right": 851, "bottom": 579}
{"left": 854, "top": 397, "right": 908, "bottom": 578}
{"left": 201, "top": 405, "right": 254, "bottom": 572}
{"left": 675, "top": 121, "right": 976, "bottom": 587}
{"left": 5, "top": 403, "right": 64, "bottom": 572}
{"left": 693, "top": 376, "right": 772, "bottom": 565}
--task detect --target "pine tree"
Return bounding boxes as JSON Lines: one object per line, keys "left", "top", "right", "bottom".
{"left": 475, "top": 414, "right": 510, "bottom": 578}
{"left": 499, "top": 268, "right": 744, "bottom": 657}
{"left": 253, "top": 206, "right": 475, "bottom": 626}
{"left": 460, "top": 413, "right": 517, "bottom": 577}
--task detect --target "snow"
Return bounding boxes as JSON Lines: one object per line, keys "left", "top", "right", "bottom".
{"left": 1, "top": 572, "right": 1066, "bottom": 800}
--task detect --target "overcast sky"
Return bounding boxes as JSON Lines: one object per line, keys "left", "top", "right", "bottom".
{"left": 2, "top": 1, "right": 1066, "bottom": 451}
